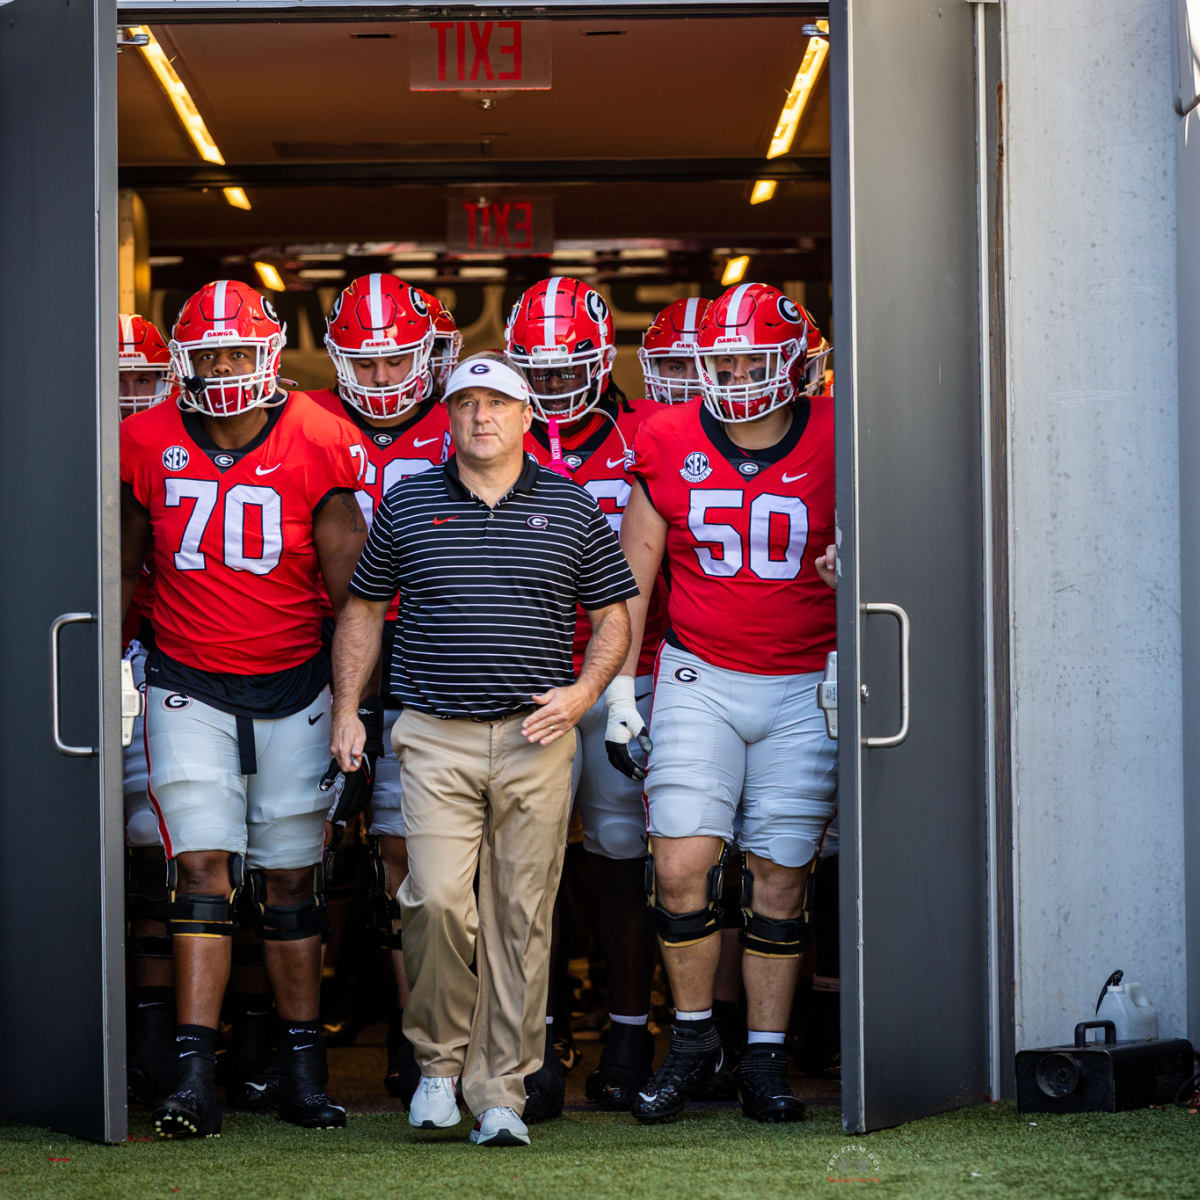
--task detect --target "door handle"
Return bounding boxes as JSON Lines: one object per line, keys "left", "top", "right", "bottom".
{"left": 50, "top": 611, "right": 96, "bottom": 757}
{"left": 860, "top": 602, "right": 910, "bottom": 748}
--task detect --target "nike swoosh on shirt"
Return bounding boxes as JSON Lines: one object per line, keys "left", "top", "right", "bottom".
{"left": 433, "top": 515, "right": 460, "bottom": 525}
{"left": 413, "top": 436, "right": 440, "bottom": 448}
{"left": 255, "top": 464, "right": 281, "bottom": 476}
{"left": 781, "top": 471, "right": 808, "bottom": 483}
{"left": 607, "top": 457, "right": 629, "bottom": 469}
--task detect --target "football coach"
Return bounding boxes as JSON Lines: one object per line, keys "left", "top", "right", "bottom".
{"left": 329, "top": 352, "right": 637, "bottom": 1147}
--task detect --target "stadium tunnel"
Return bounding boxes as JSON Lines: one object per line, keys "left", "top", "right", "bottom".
{"left": 3, "top": 0, "right": 1000, "bottom": 1143}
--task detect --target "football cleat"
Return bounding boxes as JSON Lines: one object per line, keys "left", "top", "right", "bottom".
{"left": 735, "top": 1044, "right": 807, "bottom": 1123}
{"left": 585, "top": 1021, "right": 655, "bottom": 1111}
{"left": 630, "top": 1022, "right": 725, "bottom": 1124}
{"left": 522, "top": 1025, "right": 565, "bottom": 1123}
{"left": 153, "top": 1054, "right": 223, "bottom": 1139}
{"left": 384, "top": 1009, "right": 421, "bottom": 1108}
{"left": 277, "top": 1044, "right": 347, "bottom": 1130}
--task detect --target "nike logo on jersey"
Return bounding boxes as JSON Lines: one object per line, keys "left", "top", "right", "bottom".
{"left": 607, "top": 457, "right": 628, "bottom": 469}
{"left": 413, "top": 436, "right": 440, "bottom": 448}
{"left": 255, "top": 464, "right": 282, "bottom": 476}
{"left": 433, "top": 515, "right": 460, "bottom": 525}
{"left": 781, "top": 471, "right": 808, "bottom": 483}
{"left": 244, "top": 1081, "right": 269, "bottom": 1094}
{"left": 307, "top": 713, "right": 323, "bottom": 725}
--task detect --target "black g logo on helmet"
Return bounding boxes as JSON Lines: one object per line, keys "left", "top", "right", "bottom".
{"left": 585, "top": 289, "right": 609, "bottom": 325}
{"left": 410, "top": 288, "right": 429, "bottom": 316}
{"left": 777, "top": 296, "right": 803, "bottom": 325}
{"left": 262, "top": 297, "right": 279, "bottom": 324}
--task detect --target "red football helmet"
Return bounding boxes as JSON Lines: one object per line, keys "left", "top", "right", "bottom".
{"left": 797, "top": 303, "right": 832, "bottom": 396}
{"left": 416, "top": 289, "right": 463, "bottom": 399}
{"left": 696, "top": 282, "right": 809, "bottom": 423}
{"left": 118, "top": 313, "right": 172, "bottom": 416}
{"left": 170, "top": 280, "right": 286, "bottom": 417}
{"left": 325, "top": 274, "right": 435, "bottom": 419}
{"left": 505, "top": 276, "right": 616, "bottom": 422}
{"left": 638, "top": 297, "right": 710, "bottom": 405}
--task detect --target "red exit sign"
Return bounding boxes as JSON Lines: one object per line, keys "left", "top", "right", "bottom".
{"left": 446, "top": 197, "right": 554, "bottom": 256}
{"left": 410, "top": 21, "right": 552, "bottom": 91}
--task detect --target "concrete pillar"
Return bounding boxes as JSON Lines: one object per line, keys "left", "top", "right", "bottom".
{"left": 1002, "top": 0, "right": 1185, "bottom": 1048}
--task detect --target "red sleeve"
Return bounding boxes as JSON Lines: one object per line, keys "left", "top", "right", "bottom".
{"left": 629, "top": 412, "right": 663, "bottom": 508}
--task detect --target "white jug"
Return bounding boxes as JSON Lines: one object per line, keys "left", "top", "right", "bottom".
{"left": 1096, "top": 981, "right": 1159, "bottom": 1042}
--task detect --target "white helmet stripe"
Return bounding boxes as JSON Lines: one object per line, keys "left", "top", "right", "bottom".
{"left": 369, "top": 273, "right": 384, "bottom": 331}
{"left": 212, "top": 280, "right": 228, "bottom": 334}
{"left": 682, "top": 297, "right": 701, "bottom": 344}
{"left": 725, "top": 283, "right": 752, "bottom": 340}
{"left": 543, "top": 276, "right": 562, "bottom": 348}
{"left": 119, "top": 313, "right": 134, "bottom": 351}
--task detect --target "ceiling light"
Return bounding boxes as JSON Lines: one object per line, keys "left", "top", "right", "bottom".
{"left": 295, "top": 252, "right": 345, "bottom": 263}
{"left": 297, "top": 269, "right": 347, "bottom": 281}
{"left": 148, "top": 255, "right": 183, "bottom": 267}
{"left": 131, "top": 26, "right": 225, "bottom": 165}
{"left": 458, "top": 266, "right": 507, "bottom": 281}
{"left": 750, "top": 180, "right": 777, "bottom": 205}
{"left": 254, "top": 261, "right": 285, "bottom": 291}
{"left": 766, "top": 27, "right": 829, "bottom": 160}
{"left": 393, "top": 267, "right": 437, "bottom": 281}
{"left": 222, "top": 187, "right": 252, "bottom": 211}
{"left": 721, "top": 255, "right": 750, "bottom": 287}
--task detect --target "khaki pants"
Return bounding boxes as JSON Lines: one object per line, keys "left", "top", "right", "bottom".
{"left": 393, "top": 707, "right": 576, "bottom": 1115}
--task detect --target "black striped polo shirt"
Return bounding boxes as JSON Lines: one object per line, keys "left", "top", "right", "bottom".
{"left": 349, "top": 452, "right": 638, "bottom": 719}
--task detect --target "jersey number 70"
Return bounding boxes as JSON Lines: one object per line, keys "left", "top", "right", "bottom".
{"left": 165, "top": 478, "right": 282, "bottom": 575}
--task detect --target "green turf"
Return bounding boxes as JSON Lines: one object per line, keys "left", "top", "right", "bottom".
{"left": 1, "top": 1103, "right": 1195, "bottom": 1200}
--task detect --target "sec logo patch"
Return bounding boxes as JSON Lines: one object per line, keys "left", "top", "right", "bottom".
{"left": 162, "top": 445, "right": 189, "bottom": 471}
{"left": 673, "top": 666, "right": 700, "bottom": 684}
{"left": 680, "top": 451, "right": 712, "bottom": 485}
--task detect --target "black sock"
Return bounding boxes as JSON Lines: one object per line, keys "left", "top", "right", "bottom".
{"left": 278, "top": 1019, "right": 322, "bottom": 1057}
{"left": 175, "top": 1024, "right": 218, "bottom": 1063}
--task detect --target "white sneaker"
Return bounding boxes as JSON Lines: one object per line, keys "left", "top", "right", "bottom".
{"left": 408, "top": 1076, "right": 461, "bottom": 1129}
{"left": 469, "top": 1106, "right": 530, "bottom": 1147}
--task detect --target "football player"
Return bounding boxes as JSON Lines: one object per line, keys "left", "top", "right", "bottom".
{"left": 638, "top": 297, "right": 707, "bottom": 406}
{"left": 311, "top": 273, "right": 451, "bottom": 1104}
{"left": 120, "top": 280, "right": 369, "bottom": 1139}
{"left": 422, "top": 289, "right": 464, "bottom": 401}
{"left": 613, "top": 282, "right": 836, "bottom": 1124}
{"left": 119, "top": 314, "right": 176, "bottom": 1106}
{"left": 505, "top": 278, "right": 670, "bottom": 1111}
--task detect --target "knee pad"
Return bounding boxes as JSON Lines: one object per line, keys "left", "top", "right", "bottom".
{"left": 644, "top": 843, "right": 729, "bottom": 947}
{"left": 165, "top": 854, "right": 243, "bottom": 939}
{"left": 738, "top": 864, "right": 813, "bottom": 959}
{"left": 369, "top": 836, "right": 404, "bottom": 951}
{"left": 248, "top": 865, "right": 328, "bottom": 942}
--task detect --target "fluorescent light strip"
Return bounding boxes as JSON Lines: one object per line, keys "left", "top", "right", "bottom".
{"left": 254, "top": 261, "right": 285, "bottom": 291}
{"left": 223, "top": 187, "right": 251, "bottom": 211}
{"left": 721, "top": 255, "right": 750, "bottom": 287}
{"left": 750, "top": 179, "right": 778, "bottom": 205}
{"left": 766, "top": 30, "right": 829, "bottom": 160}
{"left": 132, "top": 26, "right": 223, "bottom": 165}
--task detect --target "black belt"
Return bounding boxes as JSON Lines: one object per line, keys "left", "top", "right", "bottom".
{"left": 440, "top": 705, "right": 537, "bottom": 724}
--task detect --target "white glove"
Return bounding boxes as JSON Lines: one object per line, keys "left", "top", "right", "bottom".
{"left": 604, "top": 675, "right": 652, "bottom": 780}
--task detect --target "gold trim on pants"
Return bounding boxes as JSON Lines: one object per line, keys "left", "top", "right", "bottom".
{"left": 394, "top": 707, "right": 576, "bottom": 1116}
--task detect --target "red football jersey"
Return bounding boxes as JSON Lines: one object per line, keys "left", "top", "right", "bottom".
{"left": 309, "top": 388, "right": 451, "bottom": 620}
{"left": 630, "top": 397, "right": 835, "bottom": 675}
{"left": 120, "top": 392, "right": 365, "bottom": 676}
{"left": 526, "top": 398, "right": 666, "bottom": 677}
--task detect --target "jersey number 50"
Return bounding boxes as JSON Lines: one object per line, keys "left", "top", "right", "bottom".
{"left": 687, "top": 489, "right": 809, "bottom": 581}
{"left": 165, "top": 478, "right": 282, "bottom": 575}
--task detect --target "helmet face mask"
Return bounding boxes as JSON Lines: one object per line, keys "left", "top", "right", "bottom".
{"left": 639, "top": 297, "right": 709, "bottom": 405}
{"left": 118, "top": 313, "right": 172, "bottom": 416}
{"left": 326, "top": 275, "right": 436, "bottom": 420}
{"left": 696, "top": 284, "right": 810, "bottom": 424}
{"left": 505, "top": 276, "right": 616, "bottom": 423}
{"left": 170, "top": 281, "right": 287, "bottom": 418}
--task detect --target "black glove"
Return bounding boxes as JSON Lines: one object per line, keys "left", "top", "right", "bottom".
{"left": 320, "top": 697, "right": 384, "bottom": 825}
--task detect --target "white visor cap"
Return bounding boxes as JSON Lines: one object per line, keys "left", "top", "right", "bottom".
{"left": 444, "top": 356, "right": 531, "bottom": 405}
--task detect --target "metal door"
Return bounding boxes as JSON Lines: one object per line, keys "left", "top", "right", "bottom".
{"left": 830, "top": 0, "right": 991, "bottom": 1131}
{"left": 0, "top": 0, "right": 126, "bottom": 1142}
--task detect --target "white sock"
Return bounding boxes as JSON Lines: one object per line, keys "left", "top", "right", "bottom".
{"left": 675, "top": 1008, "right": 713, "bottom": 1022}
{"left": 609, "top": 1013, "right": 649, "bottom": 1026}
{"left": 747, "top": 1030, "right": 786, "bottom": 1045}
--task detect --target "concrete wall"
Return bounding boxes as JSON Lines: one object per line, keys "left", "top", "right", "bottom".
{"left": 1176, "top": 0, "right": 1200, "bottom": 1045}
{"left": 1001, "top": 0, "right": 1185, "bottom": 1049}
